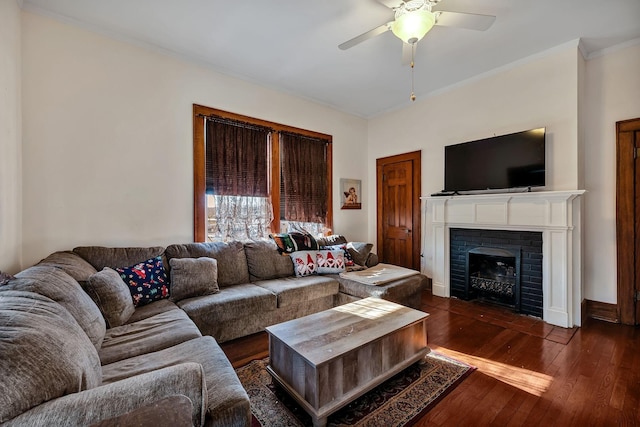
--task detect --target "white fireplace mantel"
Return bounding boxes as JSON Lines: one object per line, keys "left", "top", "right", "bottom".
{"left": 422, "top": 190, "right": 585, "bottom": 328}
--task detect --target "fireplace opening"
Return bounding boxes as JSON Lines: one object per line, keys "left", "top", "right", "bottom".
{"left": 465, "top": 246, "right": 521, "bottom": 312}
{"left": 450, "top": 229, "right": 543, "bottom": 318}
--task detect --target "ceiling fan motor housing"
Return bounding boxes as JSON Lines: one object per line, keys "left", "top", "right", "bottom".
{"left": 391, "top": 0, "right": 436, "bottom": 44}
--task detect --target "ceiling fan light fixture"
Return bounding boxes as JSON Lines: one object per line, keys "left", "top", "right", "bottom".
{"left": 391, "top": 9, "right": 436, "bottom": 44}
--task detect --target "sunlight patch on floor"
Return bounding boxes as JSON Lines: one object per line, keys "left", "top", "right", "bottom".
{"left": 433, "top": 346, "right": 553, "bottom": 396}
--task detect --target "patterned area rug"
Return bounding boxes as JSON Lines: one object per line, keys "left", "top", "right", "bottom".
{"left": 235, "top": 351, "right": 475, "bottom": 427}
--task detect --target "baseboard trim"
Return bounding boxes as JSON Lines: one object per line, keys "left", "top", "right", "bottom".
{"left": 585, "top": 299, "right": 619, "bottom": 323}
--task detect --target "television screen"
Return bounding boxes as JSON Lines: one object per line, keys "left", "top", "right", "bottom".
{"left": 444, "top": 128, "right": 545, "bottom": 192}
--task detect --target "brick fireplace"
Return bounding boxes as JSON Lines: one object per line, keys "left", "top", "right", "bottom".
{"left": 423, "top": 190, "right": 584, "bottom": 328}
{"left": 450, "top": 228, "right": 542, "bottom": 317}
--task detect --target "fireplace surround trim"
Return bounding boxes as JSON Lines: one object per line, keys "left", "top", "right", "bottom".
{"left": 422, "top": 190, "right": 585, "bottom": 328}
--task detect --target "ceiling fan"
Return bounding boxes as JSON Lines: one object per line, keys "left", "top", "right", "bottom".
{"left": 339, "top": 0, "right": 496, "bottom": 64}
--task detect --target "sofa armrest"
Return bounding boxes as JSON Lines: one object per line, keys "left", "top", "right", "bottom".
{"left": 90, "top": 395, "right": 193, "bottom": 427}
{"left": 4, "top": 363, "right": 208, "bottom": 427}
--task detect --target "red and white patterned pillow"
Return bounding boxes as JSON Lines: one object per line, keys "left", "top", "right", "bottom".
{"left": 320, "top": 244, "right": 354, "bottom": 266}
{"left": 290, "top": 251, "right": 318, "bottom": 277}
{"left": 317, "top": 250, "right": 346, "bottom": 274}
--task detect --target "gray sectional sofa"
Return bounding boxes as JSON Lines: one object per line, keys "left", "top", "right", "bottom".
{"left": 0, "top": 237, "right": 427, "bottom": 426}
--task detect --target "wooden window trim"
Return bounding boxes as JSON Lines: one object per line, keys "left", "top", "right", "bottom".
{"left": 193, "top": 104, "right": 333, "bottom": 242}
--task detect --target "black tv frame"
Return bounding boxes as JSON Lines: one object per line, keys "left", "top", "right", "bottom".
{"left": 442, "top": 128, "right": 546, "bottom": 194}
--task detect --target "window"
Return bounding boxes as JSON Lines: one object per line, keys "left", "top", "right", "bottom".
{"left": 193, "top": 105, "right": 332, "bottom": 242}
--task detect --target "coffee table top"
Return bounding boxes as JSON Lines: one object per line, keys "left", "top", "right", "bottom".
{"left": 265, "top": 297, "right": 429, "bottom": 366}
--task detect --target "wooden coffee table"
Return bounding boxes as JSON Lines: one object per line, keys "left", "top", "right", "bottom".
{"left": 265, "top": 297, "right": 430, "bottom": 427}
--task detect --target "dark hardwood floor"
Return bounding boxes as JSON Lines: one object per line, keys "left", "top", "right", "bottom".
{"left": 220, "top": 291, "right": 640, "bottom": 426}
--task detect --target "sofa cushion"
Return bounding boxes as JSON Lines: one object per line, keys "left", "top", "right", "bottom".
{"left": 316, "top": 249, "right": 346, "bottom": 274}
{"left": 116, "top": 256, "right": 170, "bottom": 307}
{"left": 37, "top": 251, "right": 98, "bottom": 282}
{"left": 0, "top": 290, "right": 102, "bottom": 423}
{"left": 244, "top": 240, "right": 294, "bottom": 281}
{"left": 177, "top": 283, "right": 277, "bottom": 324}
{"left": 253, "top": 275, "right": 339, "bottom": 308}
{"left": 102, "top": 336, "right": 251, "bottom": 427}
{"left": 86, "top": 267, "right": 136, "bottom": 328}
{"left": 5, "top": 266, "right": 106, "bottom": 350}
{"left": 99, "top": 309, "right": 202, "bottom": 365}
{"left": 165, "top": 242, "right": 250, "bottom": 287}
{"left": 125, "top": 299, "right": 181, "bottom": 324}
{"left": 169, "top": 257, "right": 219, "bottom": 302}
{"left": 73, "top": 246, "right": 166, "bottom": 271}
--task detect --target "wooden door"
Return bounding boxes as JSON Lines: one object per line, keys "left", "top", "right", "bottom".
{"left": 616, "top": 117, "right": 640, "bottom": 325}
{"left": 376, "top": 151, "right": 421, "bottom": 270}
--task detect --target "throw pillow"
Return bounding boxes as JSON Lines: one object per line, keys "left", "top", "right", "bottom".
{"left": 347, "top": 242, "right": 374, "bottom": 266}
{"left": 271, "top": 232, "right": 319, "bottom": 253}
{"left": 288, "top": 231, "right": 319, "bottom": 251}
{"left": 290, "top": 251, "right": 318, "bottom": 277}
{"left": 169, "top": 257, "right": 219, "bottom": 301}
{"left": 320, "top": 244, "right": 354, "bottom": 267}
{"left": 270, "top": 233, "right": 296, "bottom": 254}
{"left": 316, "top": 234, "right": 348, "bottom": 247}
{"left": 86, "top": 267, "right": 136, "bottom": 328}
{"left": 116, "top": 256, "right": 169, "bottom": 307}
{"left": 0, "top": 271, "right": 15, "bottom": 285}
{"left": 316, "top": 250, "right": 346, "bottom": 274}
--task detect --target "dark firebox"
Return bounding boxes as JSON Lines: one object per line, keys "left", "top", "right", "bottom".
{"left": 465, "top": 246, "right": 521, "bottom": 311}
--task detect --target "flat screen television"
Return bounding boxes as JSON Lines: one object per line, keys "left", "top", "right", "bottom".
{"left": 444, "top": 128, "right": 545, "bottom": 193}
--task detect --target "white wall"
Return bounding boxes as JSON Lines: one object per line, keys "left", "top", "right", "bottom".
{"left": 21, "top": 11, "right": 369, "bottom": 268}
{"left": 0, "top": 0, "right": 22, "bottom": 273}
{"left": 583, "top": 42, "right": 640, "bottom": 303}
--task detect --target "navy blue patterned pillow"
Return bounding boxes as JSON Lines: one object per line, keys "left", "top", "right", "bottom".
{"left": 116, "top": 256, "right": 169, "bottom": 307}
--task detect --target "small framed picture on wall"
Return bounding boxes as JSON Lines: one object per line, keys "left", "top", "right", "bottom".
{"left": 340, "top": 178, "right": 362, "bottom": 210}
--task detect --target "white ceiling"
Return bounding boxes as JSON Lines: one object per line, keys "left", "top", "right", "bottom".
{"left": 22, "top": 0, "right": 640, "bottom": 118}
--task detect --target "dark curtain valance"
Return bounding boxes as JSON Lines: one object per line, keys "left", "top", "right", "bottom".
{"left": 280, "top": 132, "right": 329, "bottom": 224}
{"left": 205, "top": 118, "right": 271, "bottom": 197}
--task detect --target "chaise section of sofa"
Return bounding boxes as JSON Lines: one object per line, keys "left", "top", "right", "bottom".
{"left": 333, "top": 273, "right": 428, "bottom": 309}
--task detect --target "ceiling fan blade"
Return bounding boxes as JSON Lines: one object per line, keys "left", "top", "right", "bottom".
{"left": 401, "top": 42, "right": 413, "bottom": 66}
{"left": 434, "top": 10, "right": 496, "bottom": 31}
{"left": 376, "top": 0, "right": 403, "bottom": 9}
{"left": 338, "top": 22, "right": 392, "bottom": 50}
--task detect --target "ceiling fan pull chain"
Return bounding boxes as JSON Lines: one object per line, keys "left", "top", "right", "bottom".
{"left": 410, "top": 43, "right": 416, "bottom": 101}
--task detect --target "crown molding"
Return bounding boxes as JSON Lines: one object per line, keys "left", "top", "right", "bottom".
{"left": 586, "top": 37, "right": 640, "bottom": 60}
